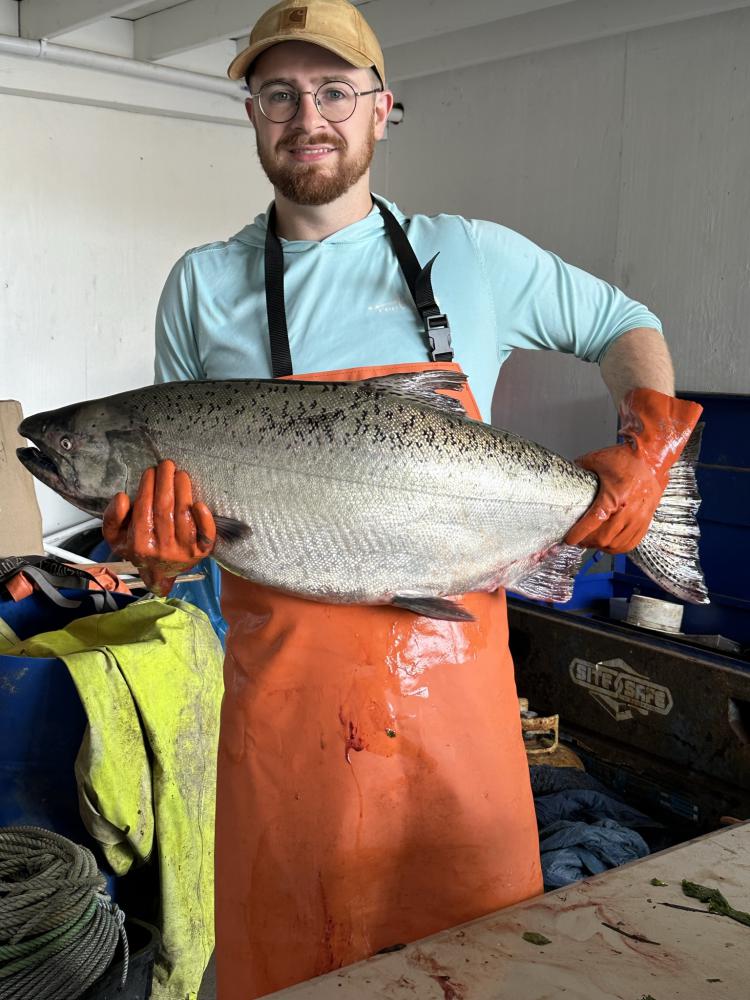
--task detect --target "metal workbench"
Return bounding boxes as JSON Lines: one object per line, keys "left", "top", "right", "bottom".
{"left": 268, "top": 823, "right": 749, "bottom": 999}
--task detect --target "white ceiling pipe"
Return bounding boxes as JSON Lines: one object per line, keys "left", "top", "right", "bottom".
{"left": 0, "top": 33, "right": 242, "bottom": 99}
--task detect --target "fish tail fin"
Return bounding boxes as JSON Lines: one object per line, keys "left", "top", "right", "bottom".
{"left": 631, "top": 423, "right": 709, "bottom": 605}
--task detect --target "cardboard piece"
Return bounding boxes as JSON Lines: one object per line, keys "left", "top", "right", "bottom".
{"left": 0, "top": 400, "right": 44, "bottom": 557}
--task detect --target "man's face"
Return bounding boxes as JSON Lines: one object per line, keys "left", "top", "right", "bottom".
{"left": 246, "top": 41, "right": 392, "bottom": 206}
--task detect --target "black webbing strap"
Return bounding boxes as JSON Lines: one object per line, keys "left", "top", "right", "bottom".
{"left": 0, "top": 554, "right": 85, "bottom": 588}
{"left": 0, "top": 556, "right": 119, "bottom": 611}
{"left": 20, "top": 566, "right": 88, "bottom": 608}
{"left": 265, "top": 204, "right": 294, "bottom": 378}
{"left": 374, "top": 198, "right": 454, "bottom": 363}
{"left": 263, "top": 197, "right": 454, "bottom": 377}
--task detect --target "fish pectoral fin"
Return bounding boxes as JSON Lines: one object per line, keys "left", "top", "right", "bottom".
{"left": 510, "top": 543, "right": 584, "bottom": 604}
{"left": 214, "top": 515, "right": 252, "bottom": 543}
{"left": 391, "top": 594, "right": 475, "bottom": 622}
{"left": 361, "top": 370, "right": 469, "bottom": 416}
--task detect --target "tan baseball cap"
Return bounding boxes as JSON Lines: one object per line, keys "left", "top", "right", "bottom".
{"left": 227, "top": 0, "right": 385, "bottom": 85}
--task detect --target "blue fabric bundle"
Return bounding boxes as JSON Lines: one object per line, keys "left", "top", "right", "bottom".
{"left": 539, "top": 818, "right": 650, "bottom": 889}
{"left": 535, "top": 788, "right": 661, "bottom": 832}
{"left": 530, "top": 766, "right": 659, "bottom": 890}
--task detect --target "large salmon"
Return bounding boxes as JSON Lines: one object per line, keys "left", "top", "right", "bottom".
{"left": 17, "top": 370, "right": 707, "bottom": 619}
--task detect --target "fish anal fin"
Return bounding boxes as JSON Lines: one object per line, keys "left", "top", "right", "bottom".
{"left": 391, "top": 594, "right": 475, "bottom": 622}
{"left": 214, "top": 515, "right": 252, "bottom": 543}
{"left": 510, "top": 544, "right": 585, "bottom": 604}
{"left": 361, "top": 370, "right": 469, "bottom": 416}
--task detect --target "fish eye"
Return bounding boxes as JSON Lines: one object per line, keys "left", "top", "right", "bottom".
{"left": 60, "top": 436, "right": 72, "bottom": 451}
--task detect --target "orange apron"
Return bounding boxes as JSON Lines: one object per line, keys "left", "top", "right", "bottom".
{"left": 214, "top": 360, "right": 543, "bottom": 999}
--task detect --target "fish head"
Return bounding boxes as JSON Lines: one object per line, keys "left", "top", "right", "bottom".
{"left": 17, "top": 395, "right": 157, "bottom": 516}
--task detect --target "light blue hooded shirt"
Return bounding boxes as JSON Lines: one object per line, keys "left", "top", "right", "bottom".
{"left": 154, "top": 196, "right": 661, "bottom": 420}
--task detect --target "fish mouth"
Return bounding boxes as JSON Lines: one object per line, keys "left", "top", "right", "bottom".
{"left": 17, "top": 445, "right": 65, "bottom": 491}
{"left": 16, "top": 445, "right": 108, "bottom": 515}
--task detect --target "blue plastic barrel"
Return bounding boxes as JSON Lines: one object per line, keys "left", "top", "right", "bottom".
{"left": 0, "top": 589, "right": 134, "bottom": 847}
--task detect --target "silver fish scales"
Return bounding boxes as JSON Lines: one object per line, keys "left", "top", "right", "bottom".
{"left": 17, "top": 370, "right": 707, "bottom": 620}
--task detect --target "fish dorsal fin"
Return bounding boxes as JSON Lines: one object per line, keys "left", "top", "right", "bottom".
{"left": 360, "top": 370, "right": 468, "bottom": 416}
{"left": 510, "top": 544, "right": 585, "bottom": 604}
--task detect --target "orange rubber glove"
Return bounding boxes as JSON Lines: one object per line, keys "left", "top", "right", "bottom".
{"left": 564, "top": 388, "right": 703, "bottom": 554}
{"left": 102, "top": 459, "right": 216, "bottom": 596}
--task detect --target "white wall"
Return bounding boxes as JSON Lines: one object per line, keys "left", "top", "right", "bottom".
{"left": 1, "top": 66, "right": 271, "bottom": 531}
{"left": 3, "top": 4, "right": 749, "bottom": 530}
{"left": 374, "top": 7, "right": 750, "bottom": 457}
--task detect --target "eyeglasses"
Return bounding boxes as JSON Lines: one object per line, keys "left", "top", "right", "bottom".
{"left": 249, "top": 80, "right": 383, "bottom": 124}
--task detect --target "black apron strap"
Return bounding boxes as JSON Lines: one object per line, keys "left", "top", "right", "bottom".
{"left": 263, "top": 197, "right": 454, "bottom": 377}
{"left": 373, "top": 197, "right": 454, "bottom": 363}
{"left": 265, "top": 204, "right": 294, "bottom": 378}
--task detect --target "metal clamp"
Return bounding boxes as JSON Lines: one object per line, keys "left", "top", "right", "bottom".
{"left": 425, "top": 313, "right": 453, "bottom": 360}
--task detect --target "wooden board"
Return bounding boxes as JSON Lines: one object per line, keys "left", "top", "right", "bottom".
{"left": 269, "top": 824, "right": 750, "bottom": 999}
{"left": 0, "top": 400, "right": 44, "bottom": 557}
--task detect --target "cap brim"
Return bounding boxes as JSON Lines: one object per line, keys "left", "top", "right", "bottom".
{"left": 228, "top": 34, "right": 375, "bottom": 82}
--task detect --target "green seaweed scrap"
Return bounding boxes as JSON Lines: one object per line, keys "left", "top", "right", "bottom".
{"left": 682, "top": 881, "right": 750, "bottom": 928}
{"left": 522, "top": 931, "right": 551, "bottom": 946}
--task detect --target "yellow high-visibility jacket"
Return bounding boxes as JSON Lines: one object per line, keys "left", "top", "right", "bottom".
{"left": 0, "top": 596, "right": 223, "bottom": 1000}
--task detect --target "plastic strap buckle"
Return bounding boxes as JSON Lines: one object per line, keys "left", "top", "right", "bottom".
{"left": 425, "top": 313, "right": 453, "bottom": 361}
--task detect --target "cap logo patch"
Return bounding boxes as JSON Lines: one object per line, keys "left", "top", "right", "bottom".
{"left": 281, "top": 7, "right": 307, "bottom": 28}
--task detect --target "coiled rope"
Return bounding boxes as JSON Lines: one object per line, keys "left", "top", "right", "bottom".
{"left": 0, "top": 827, "right": 128, "bottom": 999}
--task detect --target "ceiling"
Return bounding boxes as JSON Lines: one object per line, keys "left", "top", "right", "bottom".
{"left": 14, "top": 0, "right": 750, "bottom": 83}
{"left": 16, "top": 0, "right": 579, "bottom": 67}
{"left": 118, "top": 1, "right": 192, "bottom": 18}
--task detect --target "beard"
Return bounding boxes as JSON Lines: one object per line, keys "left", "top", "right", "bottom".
{"left": 257, "top": 123, "right": 376, "bottom": 206}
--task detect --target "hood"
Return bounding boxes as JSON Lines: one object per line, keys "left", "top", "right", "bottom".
{"left": 230, "top": 195, "right": 406, "bottom": 252}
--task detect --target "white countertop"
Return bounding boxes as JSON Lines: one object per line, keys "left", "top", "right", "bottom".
{"left": 269, "top": 823, "right": 750, "bottom": 1000}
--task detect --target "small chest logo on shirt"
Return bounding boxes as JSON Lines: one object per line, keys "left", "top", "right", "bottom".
{"left": 281, "top": 7, "right": 307, "bottom": 28}
{"left": 368, "top": 298, "right": 411, "bottom": 315}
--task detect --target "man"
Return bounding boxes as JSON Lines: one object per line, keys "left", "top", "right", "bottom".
{"left": 104, "top": 1, "right": 702, "bottom": 997}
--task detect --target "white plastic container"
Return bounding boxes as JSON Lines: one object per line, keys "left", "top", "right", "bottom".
{"left": 626, "top": 594, "right": 684, "bottom": 634}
